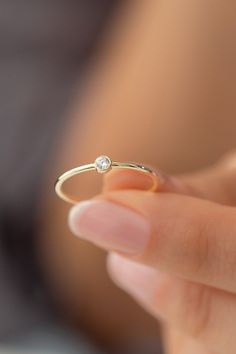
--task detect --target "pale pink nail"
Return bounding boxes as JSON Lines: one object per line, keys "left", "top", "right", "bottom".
{"left": 107, "top": 253, "right": 162, "bottom": 304}
{"left": 69, "top": 199, "right": 150, "bottom": 254}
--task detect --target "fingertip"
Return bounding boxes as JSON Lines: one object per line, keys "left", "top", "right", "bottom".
{"left": 103, "top": 169, "right": 154, "bottom": 192}
{"left": 102, "top": 165, "right": 186, "bottom": 195}
{"left": 107, "top": 252, "right": 160, "bottom": 303}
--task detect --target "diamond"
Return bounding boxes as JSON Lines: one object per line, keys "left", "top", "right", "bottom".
{"left": 95, "top": 155, "right": 112, "bottom": 173}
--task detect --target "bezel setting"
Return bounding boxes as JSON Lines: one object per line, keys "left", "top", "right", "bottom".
{"left": 94, "top": 155, "right": 112, "bottom": 173}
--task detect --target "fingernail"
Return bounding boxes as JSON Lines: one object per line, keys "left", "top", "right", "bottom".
{"left": 69, "top": 199, "right": 150, "bottom": 254}
{"left": 107, "top": 253, "right": 162, "bottom": 304}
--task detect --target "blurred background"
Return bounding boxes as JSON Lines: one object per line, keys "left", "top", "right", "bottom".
{"left": 1, "top": 0, "right": 236, "bottom": 353}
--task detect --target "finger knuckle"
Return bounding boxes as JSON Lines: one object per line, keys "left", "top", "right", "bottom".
{"left": 181, "top": 282, "right": 212, "bottom": 339}
{"left": 181, "top": 213, "right": 211, "bottom": 278}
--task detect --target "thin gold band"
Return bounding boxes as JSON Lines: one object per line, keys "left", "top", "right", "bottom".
{"left": 55, "top": 155, "right": 159, "bottom": 204}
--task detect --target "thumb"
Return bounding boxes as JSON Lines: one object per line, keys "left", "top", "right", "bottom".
{"left": 102, "top": 150, "right": 236, "bottom": 206}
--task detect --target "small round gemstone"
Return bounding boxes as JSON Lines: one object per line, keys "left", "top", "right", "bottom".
{"left": 95, "top": 155, "right": 112, "bottom": 173}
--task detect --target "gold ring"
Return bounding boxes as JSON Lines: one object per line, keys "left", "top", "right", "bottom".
{"left": 55, "top": 155, "right": 159, "bottom": 204}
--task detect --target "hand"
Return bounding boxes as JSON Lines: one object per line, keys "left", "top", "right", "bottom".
{"left": 68, "top": 151, "right": 236, "bottom": 354}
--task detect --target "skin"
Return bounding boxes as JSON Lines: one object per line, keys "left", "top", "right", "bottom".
{"left": 37, "top": 0, "right": 236, "bottom": 351}
{"left": 69, "top": 152, "right": 236, "bottom": 354}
